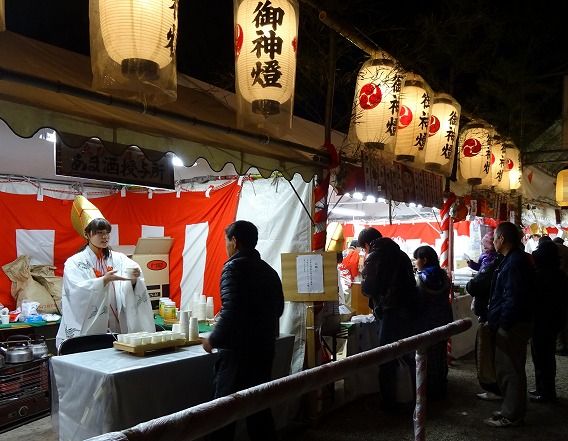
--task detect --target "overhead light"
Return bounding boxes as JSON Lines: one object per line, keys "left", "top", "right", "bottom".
{"left": 330, "top": 207, "right": 365, "bottom": 217}
{"left": 366, "top": 195, "right": 376, "bottom": 203}
{"left": 417, "top": 204, "right": 423, "bottom": 208}
{"left": 171, "top": 155, "right": 184, "bottom": 167}
{"left": 353, "top": 191, "right": 364, "bottom": 200}
{"left": 409, "top": 202, "right": 416, "bottom": 208}
{"left": 344, "top": 192, "right": 351, "bottom": 198}
{"left": 378, "top": 197, "right": 386, "bottom": 203}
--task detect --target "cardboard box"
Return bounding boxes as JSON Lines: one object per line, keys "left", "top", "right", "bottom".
{"left": 131, "top": 237, "right": 174, "bottom": 312}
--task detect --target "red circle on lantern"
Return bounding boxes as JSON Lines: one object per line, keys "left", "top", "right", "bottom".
{"left": 398, "top": 105, "right": 413, "bottom": 129}
{"left": 428, "top": 115, "right": 440, "bottom": 136}
{"left": 292, "top": 36, "right": 298, "bottom": 53}
{"left": 506, "top": 158, "right": 514, "bottom": 170}
{"left": 235, "top": 24, "right": 243, "bottom": 57}
{"left": 358, "top": 83, "right": 382, "bottom": 110}
{"left": 490, "top": 153, "right": 495, "bottom": 164}
{"left": 462, "top": 138, "right": 482, "bottom": 157}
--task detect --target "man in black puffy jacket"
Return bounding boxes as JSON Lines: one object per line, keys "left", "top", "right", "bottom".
{"left": 484, "top": 222, "right": 535, "bottom": 428}
{"left": 202, "top": 220, "right": 284, "bottom": 441}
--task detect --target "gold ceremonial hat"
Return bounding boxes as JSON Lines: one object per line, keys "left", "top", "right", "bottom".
{"left": 71, "top": 195, "right": 106, "bottom": 237}
{"left": 325, "top": 222, "right": 344, "bottom": 253}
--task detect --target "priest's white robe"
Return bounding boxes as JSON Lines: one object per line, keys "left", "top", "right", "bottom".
{"left": 56, "top": 247, "right": 154, "bottom": 348}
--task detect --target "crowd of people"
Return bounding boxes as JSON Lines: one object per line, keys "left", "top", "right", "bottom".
{"left": 357, "top": 222, "right": 568, "bottom": 428}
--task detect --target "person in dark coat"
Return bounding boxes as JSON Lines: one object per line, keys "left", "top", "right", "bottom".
{"left": 484, "top": 222, "right": 535, "bottom": 428}
{"left": 202, "top": 220, "right": 284, "bottom": 441}
{"left": 530, "top": 240, "right": 568, "bottom": 402}
{"left": 413, "top": 245, "right": 452, "bottom": 399}
{"left": 358, "top": 229, "right": 418, "bottom": 409}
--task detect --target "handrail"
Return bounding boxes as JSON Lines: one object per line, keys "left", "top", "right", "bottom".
{"left": 86, "top": 319, "right": 472, "bottom": 441}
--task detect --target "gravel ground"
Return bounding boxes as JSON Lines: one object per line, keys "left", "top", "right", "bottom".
{"left": 281, "top": 352, "right": 568, "bottom": 441}
{"left": 3, "top": 351, "right": 566, "bottom": 441}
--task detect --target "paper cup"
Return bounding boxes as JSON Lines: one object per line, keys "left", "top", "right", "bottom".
{"left": 1, "top": 315, "right": 10, "bottom": 325}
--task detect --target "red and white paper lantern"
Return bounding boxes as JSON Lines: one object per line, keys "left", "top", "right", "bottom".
{"left": 458, "top": 122, "right": 493, "bottom": 185}
{"left": 352, "top": 58, "right": 403, "bottom": 152}
{"left": 394, "top": 73, "right": 433, "bottom": 163}
{"left": 424, "top": 93, "right": 461, "bottom": 175}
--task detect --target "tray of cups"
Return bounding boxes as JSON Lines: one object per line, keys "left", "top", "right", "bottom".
{"left": 113, "top": 331, "right": 201, "bottom": 356}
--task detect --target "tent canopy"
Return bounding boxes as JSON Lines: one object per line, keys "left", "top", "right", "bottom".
{"left": 0, "top": 31, "right": 343, "bottom": 181}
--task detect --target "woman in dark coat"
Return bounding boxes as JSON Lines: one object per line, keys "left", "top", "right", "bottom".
{"left": 414, "top": 245, "right": 452, "bottom": 399}
{"left": 530, "top": 240, "right": 568, "bottom": 402}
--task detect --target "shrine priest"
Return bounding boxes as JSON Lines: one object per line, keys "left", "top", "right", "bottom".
{"left": 56, "top": 196, "right": 154, "bottom": 349}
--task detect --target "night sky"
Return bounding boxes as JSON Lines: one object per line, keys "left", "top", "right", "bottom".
{"left": 5, "top": 0, "right": 568, "bottom": 153}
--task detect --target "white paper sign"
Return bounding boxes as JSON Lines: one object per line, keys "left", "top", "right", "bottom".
{"left": 296, "top": 254, "right": 324, "bottom": 294}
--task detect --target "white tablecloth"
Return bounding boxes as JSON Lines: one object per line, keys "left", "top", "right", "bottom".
{"left": 50, "top": 335, "right": 294, "bottom": 441}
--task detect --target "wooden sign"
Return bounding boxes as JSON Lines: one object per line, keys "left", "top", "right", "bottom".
{"left": 280, "top": 252, "right": 338, "bottom": 302}
{"left": 56, "top": 137, "right": 174, "bottom": 189}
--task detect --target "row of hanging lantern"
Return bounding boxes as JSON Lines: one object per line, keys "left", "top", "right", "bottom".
{"left": 457, "top": 122, "right": 522, "bottom": 191}
{"left": 350, "top": 56, "right": 522, "bottom": 192}
{"left": 88, "top": 0, "right": 299, "bottom": 131}
{"left": 87, "top": 0, "right": 525, "bottom": 194}
{"left": 351, "top": 58, "right": 462, "bottom": 178}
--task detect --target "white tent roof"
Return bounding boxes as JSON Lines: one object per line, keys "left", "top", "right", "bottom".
{"left": 0, "top": 31, "right": 345, "bottom": 182}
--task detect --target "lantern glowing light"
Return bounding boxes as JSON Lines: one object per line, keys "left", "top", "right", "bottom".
{"left": 458, "top": 122, "right": 493, "bottom": 185}
{"left": 352, "top": 58, "right": 402, "bottom": 151}
{"left": 98, "top": 0, "right": 178, "bottom": 81}
{"left": 497, "top": 145, "right": 522, "bottom": 191}
{"left": 234, "top": 0, "right": 298, "bottom": 116}
{"left": 556, "top": 169, "right": 568, "bottom": 207}
{"left": 424, "top": 93, "right": 461, "bottom": 174}
{"left": 394, "top": 73, "right": 433, "bottom": 162}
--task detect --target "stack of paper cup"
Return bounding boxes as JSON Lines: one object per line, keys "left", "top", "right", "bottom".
{"left": 179, "top": 310, "right": 190, "bottom": 340}
{"left": 206, "top": 297, "right": 214, "bottom": 320}
{"left": 189, "top": 317, "right": 199, "bottom": 341}
{"left": 197, "top": 300, "right": 206, "bottom": 321}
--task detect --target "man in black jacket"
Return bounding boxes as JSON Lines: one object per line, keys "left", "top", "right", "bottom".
{"left": 202, "top": 220, "right": 284, "bottom": 441}
{"left": 484, "top": 222, "right": 534, "bottom": 428}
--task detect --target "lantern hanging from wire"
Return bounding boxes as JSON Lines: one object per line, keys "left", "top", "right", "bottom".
{"left": 351, "top": 58, "right": 403, "bottom": 152}
{"left": 234, "top": 0, "right": 299, "bottom": 135}
{"left": 556, "top": 169, "right": 568, "bottom": 207}
{"left": 480, "top": 138, "right": 506, "bottom": 187}
{"left": 497, "top": 144, "right": 522, "bottom": 191}
{"left": 423, "top": 93, "right": 461, "bottom": 175}
{"left": 458, "top": 121, "right": 493, "bottom": 185}
{"left": 90, "top": 0, "right": 179, "bottom": 106}
{"left": 393, "top": 73, "right": 433, "bottom": 163}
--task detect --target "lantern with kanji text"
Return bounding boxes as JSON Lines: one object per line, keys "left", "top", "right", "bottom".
{"left": 352, "top": 58, "right": 403, "bottom": 152}
{"left": 234, "top": 0, "right": 298, "bottom": 135}
{"left": 423, "top": 93, "right": 460, "bottom": 175}
{"left": 393, "top": 73, "right": 433, "bottom": 163}
{"left": 90, "top": 0, "right": 179, "bottom": 106}
{"left": 458, "top": 122, "right": 493, "bottom": 185}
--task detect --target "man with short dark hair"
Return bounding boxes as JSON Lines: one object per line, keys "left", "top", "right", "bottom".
{"left": 484, "top": 222, "right": 535, "bottom": 428}
{"left": 202, "top": 220, "right": 284, "bottom": 441}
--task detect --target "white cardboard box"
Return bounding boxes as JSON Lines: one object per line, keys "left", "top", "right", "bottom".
{"left": 130, "top": 237, "right": 174, "bottom": 312}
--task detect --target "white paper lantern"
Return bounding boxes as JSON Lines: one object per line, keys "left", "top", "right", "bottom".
{"left": 458, "top": 122, "right": 493, "bottom": 185}
{"left": 497, "top": 145, "right": 522, "bottom": 191}
{"left": 480, "top": 139, "right": 506, "bottom": 187}
{"left": 556, "top": 169, "right": 568, "bottom": 207}
{"left": 424, "top": 93, "right": 460, "bottom": 175}
{"left": 234, "top": 0, "right": 298, "bottom": 116}
{"left": 352, "top": 58, "right": 403, "bottom": 151}
{"left": 98, "top": 0, "right": 178, "bottom": 81}
{"left": 394, "top": 73, "right": 433, "bottom": 162}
